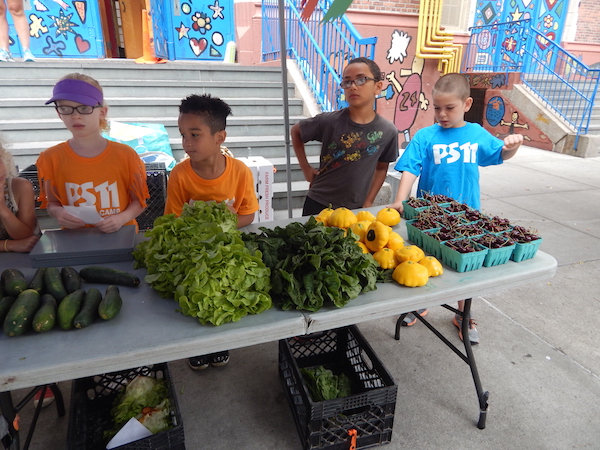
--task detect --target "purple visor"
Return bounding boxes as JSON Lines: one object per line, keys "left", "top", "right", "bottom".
{"left": 45, "top": 79, "right": 103, "bottom": 106}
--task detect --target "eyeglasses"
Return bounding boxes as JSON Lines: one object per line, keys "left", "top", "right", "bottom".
{"left": 340, "top": 76, "right": 377, "bottom": 89}
{"left": 54, "top": 105, "right": 99, "bottom": 115}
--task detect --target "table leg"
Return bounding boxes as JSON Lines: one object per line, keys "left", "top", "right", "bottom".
{"left": 394, "top": 303, "right": 489, "bottom": 429}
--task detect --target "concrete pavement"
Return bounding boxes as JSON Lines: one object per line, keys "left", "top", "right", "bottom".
{"left": 5, "top": 145, "right": 600, "bottom": 449}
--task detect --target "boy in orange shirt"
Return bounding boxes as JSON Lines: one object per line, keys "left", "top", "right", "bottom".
{"left": 165, "top": 94, "right": 259, "bottom": 369}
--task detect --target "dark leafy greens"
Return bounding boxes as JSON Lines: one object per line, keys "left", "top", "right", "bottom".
{"left": 133, "top": 201, "right": 272, "bottom": 326}
{"left": 301, "top": 366, "right": 353, "bottom": 401}
{"left": 242, "top": 217, "right": 379, "bottom": 311}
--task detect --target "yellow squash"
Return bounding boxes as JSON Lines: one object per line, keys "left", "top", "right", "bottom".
{"left": 395, "top": 245, "right": 425, "bottom": 263}
{"left": 349, "top": 220, "right": 371, "bottom": 242}
{"left": 376, "top": 207, "right": 401, "bottom": 226}
{"left": 372, "top": 248, "right": 398, "bottom": 269}
{"left": 315, "top": 207, "right": 335, "bottom": 225}
{"left": 392, "top": 260, "right": 430, "bottom": 287}
{"left": 356, "top": 241, "right": 370, "bottom": 254}
{"left": 364, "top": 221, "right": 391, "bottom": 252}
{"left": 418, "top": 256, "right": 444, "bottom": 277}
{"left": 356, "top": 210, "right": 376, "bottom": 222}
{"left": 328, "top": 207, "right": 357, "bottom": 229}
{"left": 385, "top": 231, "right": 405, "bottom": 251}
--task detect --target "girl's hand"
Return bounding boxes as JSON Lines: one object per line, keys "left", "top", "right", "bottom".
{"left": 54, "top": 208, "right": 86, "bottom": 229}
{"left": 95, "top": 214, "right": 126, "bottom": 233}
{"left": 388, "top": 201, "right": 404, "bottom": 214}
{"left": 5, "top": 235, "right": 40, "bottom": 253}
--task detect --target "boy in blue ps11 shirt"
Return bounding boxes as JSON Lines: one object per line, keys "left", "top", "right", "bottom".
{"left": 389, "top": 72, "right": 523, "bottom": 344}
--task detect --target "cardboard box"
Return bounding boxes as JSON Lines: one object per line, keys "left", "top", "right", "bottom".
{"left": 238, "top": 156, "right": 274, "bottom": 223}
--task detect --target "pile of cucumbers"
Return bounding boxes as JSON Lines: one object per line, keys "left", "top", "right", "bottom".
{"left": 1, "top": 266, "right": 140, "bottom": 337}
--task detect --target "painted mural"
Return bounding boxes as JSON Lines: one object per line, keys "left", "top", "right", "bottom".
{"left": 6, "top": 0, "right": 103, "bottom": 58}
{"left": 150, "top": 0, "right": 234, "bottom": 61}
{"left": 381, "top": 29, "right": 430, "bottom": 148}
{"left": 467, "top": 74, "right": 553, "bottom": 150}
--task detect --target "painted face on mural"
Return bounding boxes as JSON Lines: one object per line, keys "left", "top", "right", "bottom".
{"left": 341, "top": 62, "right": 383, "bottom": 109}
{"left": 433, "top": 92, "right": 473, "bottom": 129}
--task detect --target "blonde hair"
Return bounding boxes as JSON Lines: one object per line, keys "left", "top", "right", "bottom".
{"left": 432, "top": 73, "right": 471, "bottom": 101}
{"left": 59, "top": 73, "right": 110, "bottom": 132}
{"left": 0, "top": 139, "right": 17, "bottom": 180}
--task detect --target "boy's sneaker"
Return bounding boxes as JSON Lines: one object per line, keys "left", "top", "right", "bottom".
{"left": 33, "top": 387, "right": 55, "bottom": 408}
{"left": 401, "top": 308, "right": 428, "bottom": 326}
{"left": 0, "top": 48, "right": 15, "bottom": 62}
{"left": 453, "top": 313, "right": 480, "bottom": 345}
{"left": 22, "top": 49, "right": 35, "bottom": 62}
{"left": 188, "top": 355, "right": 209, "bottom": 370}
{"left": 210, "top": 351, "right": 229, "bottom": 367}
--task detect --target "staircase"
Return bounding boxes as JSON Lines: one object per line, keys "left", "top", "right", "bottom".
{"left": 0, "top": 59, "right": 321, "bottom": 220}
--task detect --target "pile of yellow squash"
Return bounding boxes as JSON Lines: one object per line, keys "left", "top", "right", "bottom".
{"left": 316, "top": 206, "right": 443, "bottom": 287}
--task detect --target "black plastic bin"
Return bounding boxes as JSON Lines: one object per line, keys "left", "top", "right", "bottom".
{"left": 279, "top": 326, "right": 397, "bottom": 450}
{"left": 66, "top": 364, "right": 185, "bottom": 450}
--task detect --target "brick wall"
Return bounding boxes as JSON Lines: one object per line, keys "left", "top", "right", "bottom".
{"left": 348, "top": 0, "right": 420, "bottom": 15}
{"left": 575, "top": 0, "right": 600, "bottom": 44}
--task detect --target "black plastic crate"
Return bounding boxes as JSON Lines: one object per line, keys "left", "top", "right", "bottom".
{"left": 279, "top": 326, "right": 397, "bottom": 450}
{"left": 137, "top": 163, "right": 168, "bottom": 231}
{"left": 67, "top": 364, "right": 185, "bottom": 450}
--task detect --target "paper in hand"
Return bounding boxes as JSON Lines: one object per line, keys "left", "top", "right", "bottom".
{"left": 63, "top": 205, "right": 103, "bottom": 225}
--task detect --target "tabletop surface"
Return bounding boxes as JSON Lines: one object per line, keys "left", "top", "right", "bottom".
{"left": 1, "top": 212, "right": 557, "bottom": 392}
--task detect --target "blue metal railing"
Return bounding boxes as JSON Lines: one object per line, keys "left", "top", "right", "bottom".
{"left": 463, "top": 20, "right": 600, "bottom": 147}
{"left": 262, "top": 0, "right": 376, "bottom": 112}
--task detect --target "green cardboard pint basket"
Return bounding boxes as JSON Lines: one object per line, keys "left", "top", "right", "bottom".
{"left": 441, "top": 239, "right": 488, "bottom": 272}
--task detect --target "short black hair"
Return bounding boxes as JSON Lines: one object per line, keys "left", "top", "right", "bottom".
{"left": 179, "top": 94, "right": 233, "bottom": 134}
{"left": 345, "top": 57, "right": 382, "bottom": 81}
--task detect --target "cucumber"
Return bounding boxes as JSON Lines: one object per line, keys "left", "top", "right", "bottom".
{"left": 98, "top": 285, "right": 122, "bottom": 320}
{"left": 32, "top": 294, "right": 57, "bottom": 333}
{"left": 1, "top": 269, "right": 28, "bottom": 298}
{"left": 3, "top": 289, "right": 40, "bottom": 337}
{"left": 27, "top": 267, "right": 46, "bottom": 294}
{"left": 57, "top": 289, "right": 85, "bottom": 330}
{"left": 73, "top": 288, "right": 102, "bottom": 329}
{"left": 44, "top": 267, "right": 68, "bottom": 301}
{"left": 79, "top": 266, "right": 140, "bottom": 287}
{"left": 0, "top": 296, "right": 16, "bottom": 324}
{"left": 61, "top": 267, "right": 81, "bottom": 293}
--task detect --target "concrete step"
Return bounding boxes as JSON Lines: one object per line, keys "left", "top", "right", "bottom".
{"left": 0, "top": 115, "right": 307, "bottom": 144}
{"left": 0, "top": 59, "right": 285, "bottom": 83}
{"left": 0, "top": 98, "right": 305, "bottom": 121}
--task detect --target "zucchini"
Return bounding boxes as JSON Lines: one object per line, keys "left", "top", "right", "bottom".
{"left": 98, "top": 285, "right": 122, "bottom": 320}
{"left": 61, "top": 267, "right": 81, "bottom": 293}
{"left": 32, "top": 294, "right": 57, "bottom": 333}
{"left": 1, "top": 269, "right": 28, "bottom": 298}
{"left": 44, "top": 267, "right": 68, "bottom": 301}
{"left": 0, "top": 295, "right": 16, "bottom": 324}
{"left": 27, "top": 267, "right": 46, "bottom": 294}
{"left": 73, "top": 288, "right": 102, "bottom": 329}
{"left": 57, "top": 289, "right": 85, "bottom": 330}
{"left": 79, "top": 266, "right": 140, "bottom": 287}
{"left": 3, "top": 289, "right": 40, "bottom": 337}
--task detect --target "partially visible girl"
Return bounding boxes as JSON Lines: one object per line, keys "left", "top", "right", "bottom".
{"left": 0, "top": 140, "right": 40, "bottom": 252}
{"left": 37, "top": 73, "right": 149, "bottom": 233}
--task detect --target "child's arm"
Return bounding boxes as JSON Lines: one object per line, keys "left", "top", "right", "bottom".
{"left": 236, "top": 213, "right": 255, "bottom": 228}
{"left": 0, "top": 177, "right": 37, "bottom": 239}
{"left": 96, "top": 199, "right": 145, "bottom": 233}
{"left": 363, "top": 161, "right": 389, "bottom": 208}
{"left": 502, "top": 134, "right": 523, "bottom": 160}
{"left": 389, "top": 171, "right": 418, "bottom": 214}
{"left": 291, "top": 123, "right": 318, "bottom": 183}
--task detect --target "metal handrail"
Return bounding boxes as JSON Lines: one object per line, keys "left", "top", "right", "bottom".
{"left": 463, "top": 19, "right": 600, "bottom": 147}
{"left": 262, "top": 0, "right": 376, "bottom": 112}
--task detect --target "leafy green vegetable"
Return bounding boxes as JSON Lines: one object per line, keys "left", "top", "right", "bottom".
{"left": 242, "top": 217, "right": 379, "bottom": 312}
{"left": 301, "top": 366, "right": 353, "bottom": 401}
{"left": 107, "top": 375, "right": 171, "bottom": 439}
{"left": 133, "top": 201, "right": 272, "bottom": 326}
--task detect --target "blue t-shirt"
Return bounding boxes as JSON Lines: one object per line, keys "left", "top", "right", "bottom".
{"left": 394, "top": 122, "right": 504, "bottom": 210}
